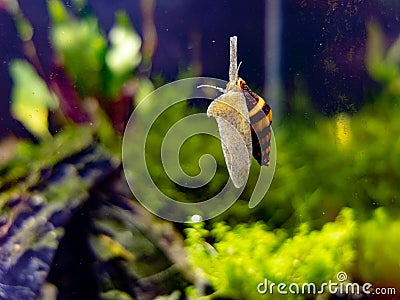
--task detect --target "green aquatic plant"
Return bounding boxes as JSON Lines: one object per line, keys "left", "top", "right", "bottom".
{"left": 9, "top": 60, "right": 59, "bottom": 140}
{"left": 185, "top": 207, "right": 400, "bottom": 299}
{"left": 357, "top": 207, "right": 400, "bottom": 288}
{"left": 48, "top": 0, "right": 142, "bottom": 100}
{"left": 8, "top": 0, "right": 153, "bottom": 139}
{"left": 366, "top": 20, "right": 400, "bottom": 103}
{"left": 185, "top": 208, "right": 357, "bottom": 299}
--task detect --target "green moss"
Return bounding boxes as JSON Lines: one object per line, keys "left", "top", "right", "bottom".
{"left": 185, "top": 208, "right": 357, "bottom": 299}
{"left": 358, "top": 208, "right": 400, "bottom": 287}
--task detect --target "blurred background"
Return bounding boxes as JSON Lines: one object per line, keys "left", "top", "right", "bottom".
{"left": 0, "top": 0, "right": 400, "bottom": 299}
{"left": 1, "top": 0, "right": 399, "bottom": 137}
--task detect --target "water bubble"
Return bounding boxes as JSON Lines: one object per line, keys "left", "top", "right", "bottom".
{"left": 191, "top": 214, "right": 203, "bottom": 223}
